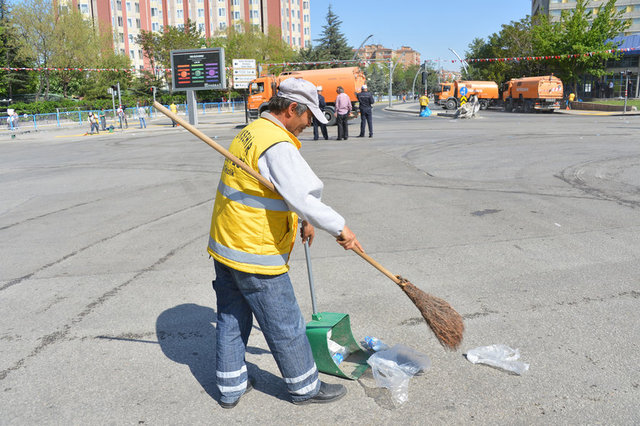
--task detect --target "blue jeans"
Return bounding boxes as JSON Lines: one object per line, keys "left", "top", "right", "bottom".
{"left": 139, "top": 117, "right": 146, "bottom": 128}
{"left": 213, "top": 261, "right": 320, "bottom": 404}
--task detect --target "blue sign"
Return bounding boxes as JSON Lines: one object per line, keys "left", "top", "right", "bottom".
{"left": 459, "top": 86, "right": 468, "bottom": 97}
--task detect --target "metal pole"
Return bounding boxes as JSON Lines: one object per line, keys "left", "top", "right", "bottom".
{"left": 352, "top": 34, "right": 374, "bottom": 61}
{"left": 388, "top": 58, "right": 393, "bottom": 108}
{"left": 117, "top": 82, "right": 121, "bottom": 107}
{"left": 624, "top": 71, "right": 629, "bottom": 114}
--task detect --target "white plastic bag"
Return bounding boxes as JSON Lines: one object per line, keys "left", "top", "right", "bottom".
{"left": 366, "top": 344, "right": 431, "bottom": 406}
{"left": 466, "top": 344, "right": 529, "bottom": 375}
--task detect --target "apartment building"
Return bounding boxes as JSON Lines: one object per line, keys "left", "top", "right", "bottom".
{"left": 357, "top": 44, "right": 421, "bottom": 68}
{"left": 532, "top": 0, "right": 640, "bottom": 34}
{"left": 59, "top": 0, "right": 312, "bottom": 71}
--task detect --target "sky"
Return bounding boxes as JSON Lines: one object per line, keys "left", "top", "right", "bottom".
{"left": 309, "top": 0, "right": 532, "bottom": 71}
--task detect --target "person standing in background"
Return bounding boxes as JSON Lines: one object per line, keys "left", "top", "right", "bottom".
{"left": 137, "top": 104, "right": 147, "bottom": 129}
{"left": 312, "top": 86, "right": 328, "bottom": 140}
{"left": 356, "top": 85, "right": 374, "bottom": 138}
{"left": 170, "top": 102, "right": 178, "bottom": 127}
{"left": 335, "top": 86, "right": 351, "bottom": 140}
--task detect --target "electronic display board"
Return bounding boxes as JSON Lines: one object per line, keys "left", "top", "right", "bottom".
{"left": 170, "top": 48, "right": 226, "bottom": 91}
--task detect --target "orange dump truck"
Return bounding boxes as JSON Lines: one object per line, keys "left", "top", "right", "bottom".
{"left": 434, "top": 80, "right": 499, "bottom": 110}
{"left": 502, "top": 75, "right": 563, "bottom": 112}
{"left": 247, "top": 67, "right": 366, "bottom": 125}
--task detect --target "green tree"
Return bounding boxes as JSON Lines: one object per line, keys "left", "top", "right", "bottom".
{"left": 50, "top": 8, "right": 106, "bottom": 98}
{"left": 531, "top": 0, "right": 628, "bottom": 92}
{"left": 9, "top": 0, "right": 56, "bottom": 100}
{"left": 137, "top": 20, "right": 205, "bottom": 89}
{"left": 207, "top": 22, "right": 296, "bottom": 67}
{"left": 465, "top": 17, "right": 545, "bottom": 84}
{"left": 313, "top": 5, "right": 352, "bottom": 62}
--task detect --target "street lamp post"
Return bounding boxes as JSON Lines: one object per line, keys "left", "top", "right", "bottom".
{"left": 352, "top": 34, "right": 374, "bottom": 61}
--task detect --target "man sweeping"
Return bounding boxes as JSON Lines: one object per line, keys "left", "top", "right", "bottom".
{"left": 208, "top": 77, "right": 364, "bottom": 408}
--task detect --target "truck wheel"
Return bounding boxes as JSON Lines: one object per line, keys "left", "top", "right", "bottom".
{"left": 479, "top": 100, "right": 489, "bottom": 110}
{"left": 524, "top": 100, "right": 533, "bottom": 113}
{"left": 324, "top": 106, "right": 336, "bottom": 126}
{"left": 445, "top": 98, "right": 457, "bottom": 110}
{"left": 504, "top": 99, "right": 513, "bottom": 112}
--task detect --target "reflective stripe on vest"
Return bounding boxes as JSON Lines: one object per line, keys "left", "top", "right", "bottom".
{"left": 217, "top": 181, "right": 289, "bottom": 212}
{"left": 208, "top": 237, "right": 288, "bottom": 267}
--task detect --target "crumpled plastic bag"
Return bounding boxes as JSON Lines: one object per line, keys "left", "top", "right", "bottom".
{"left": 366, "top": 344, "right": 431, "bottom": 406}
{"left": 465, "top": 344, "right": 529, "bottom": 375}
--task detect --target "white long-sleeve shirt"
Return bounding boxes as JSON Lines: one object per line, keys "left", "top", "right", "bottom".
{"left": 257, "top": 113, "right": 345, "bottom": 237}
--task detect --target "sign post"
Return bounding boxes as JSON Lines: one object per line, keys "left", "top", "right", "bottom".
{"left": 232, "top": 59, "right": 257, "bottom": 124}
{"left": 170, "top": 48, "right": 226, "bottom": 125}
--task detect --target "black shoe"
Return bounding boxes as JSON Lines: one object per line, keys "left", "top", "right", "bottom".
{"left": 220, "top": 378, "right": 254, "bottom": 409}
{"left": 293, "top": 381, "right": 347, "bottom": 405}
{"left": 369, "top": 135, "right": 373, "bottom": 138}
{"left": 357, "top": 135, "right": 364, "bottom": 138}
{"left": 313, "top": 138, "right": 318, "bottom": 140}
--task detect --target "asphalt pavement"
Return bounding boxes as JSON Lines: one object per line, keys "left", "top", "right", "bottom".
{"left": 1, "top": 103, "right": 639, "bottom": 424}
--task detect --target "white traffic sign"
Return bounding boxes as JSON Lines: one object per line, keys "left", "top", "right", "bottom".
{"left": 232, "top": 58, "right": 257, "bottom": 89}
{"left": 233, "top": 68, "right": 257, "bottom": 76}
{"left": 233, "top": 59, "right": 256, "bottom": 69}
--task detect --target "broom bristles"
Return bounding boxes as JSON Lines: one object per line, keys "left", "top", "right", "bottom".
{"left": 398, "top": 277, "right": 464, "bottom": 350}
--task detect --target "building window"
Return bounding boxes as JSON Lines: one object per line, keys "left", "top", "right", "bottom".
{"left": 151, "top": 7, "right": 157, "bottom": 16}
{"left": 117, "top": 16, "right": 123, "bottom": 26}
{"left": 126, "top": 2, "right": 131, "bottom": 11}
{"left": 219, "top": 22, "right": 226, "bottom": 29}
{"left": 135, "top": 2, "right": 139, "bottom": 12}
{"left": 130, "top": 49, "right": 135, "bottom": 58}
{"left": 136, "top": 18, "right": 140, "bottom": 27}
{"left": 199, "top": 23, "right": 205, "bottom": 31}
{"left": 152, "top": 22, "right": 159, "bottom": 31}
{"left": 234, "top": 11, "right": 240, "bottom": 19}
{"left": 119, "top": 33, "right": 124, "bottom": 42}
{"left": 80, "top": 4, "right": 88, "bottom": 13}
{"left": 127, "top": 18, "right": 132, "bottom": 27}
{"left": 177, "top": 9, "right": 183, "bottom": 18}
{"left": 219, "top": 8, "right": 225, "bottom": 16}
{"left": 198, "top": 8, "right": 204, "bottom": 17}
{"left": 116, "top": 0, "right": 122, "bottom": 11}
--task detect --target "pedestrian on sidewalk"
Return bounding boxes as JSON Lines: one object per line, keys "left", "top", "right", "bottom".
{"left": 99, "top": 109, "right": 107, "bottom": 131}
{"left": 209, "top": 77, "right": 363, "bottom": 408}
{"left": 335, "top": 86, "right": 351, "bottom": 140}
{"left": 170, "top": 101, "right": 178, "bottom": 127}
{"left": 137, "top": 104, "right": 147, "bottom": 129}
{"left": 88, "top": 112, "right": 99, "bottom": 134}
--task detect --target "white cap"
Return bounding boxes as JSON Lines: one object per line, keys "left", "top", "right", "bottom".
{"left": 278, "top": 78, "right": 328, "bottom": 124}
{"left": 362, "top": 84, "right": 367, "bottom": 90}
{"left": 316, "top": 85, "right": 323, "bottom": 91}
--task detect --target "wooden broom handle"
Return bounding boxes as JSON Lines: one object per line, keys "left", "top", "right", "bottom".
{"left": 351, "top": 247, "right": 403, "bottom": 286}
{"left": 153, "top": 101, "right": 277, "bottom": 192}
{"left": 154, "top": 101, "right": 404, "bottom": 287}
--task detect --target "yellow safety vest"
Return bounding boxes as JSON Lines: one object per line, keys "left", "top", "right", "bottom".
{"left": 419, "top": 96, "right": 429, "bottom": 106}
{"left": 208, "top": 117, "right": 301, "bottom": 275}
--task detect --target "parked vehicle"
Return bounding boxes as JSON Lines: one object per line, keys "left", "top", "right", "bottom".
{"left": 502, "top": 75, "right": 563, "bottom": 112}
{"left": 247, "top": 67, "right": 366, "bottom": 125}
{"left": 434, "top": 80, "right": 499, "bottom": 110}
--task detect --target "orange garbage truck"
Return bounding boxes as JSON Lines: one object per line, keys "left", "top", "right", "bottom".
{"left": 247, "top": 67, "right": 366, "bottom": 125}
{"left": 502, "top": 75, "right": 563, "bottom": 112}
{"left": 434, "top": 80, "right": 499, "bottom": 110}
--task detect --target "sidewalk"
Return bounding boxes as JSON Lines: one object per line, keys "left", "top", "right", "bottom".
{"left": 0, "top": 111, "right": 248, "bottom": 142}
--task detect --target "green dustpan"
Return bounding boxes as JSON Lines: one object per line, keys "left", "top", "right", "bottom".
{"left": 303, "top": 241, "right": 370, "bottom": 380}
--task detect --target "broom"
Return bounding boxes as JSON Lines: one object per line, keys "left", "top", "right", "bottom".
{"left": 152, "top": 101, "right": 465, "bottom": 350}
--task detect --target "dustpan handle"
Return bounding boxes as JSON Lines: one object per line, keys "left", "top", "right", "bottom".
{"left": 303, "top": 241, "right": 318, "bottom": 316}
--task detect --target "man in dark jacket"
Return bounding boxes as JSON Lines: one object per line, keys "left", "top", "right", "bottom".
{"left": 356, "top": 85, "right": 374, "bottom": 138}
{"left": 312, "top": 86, "right": 329, "bottom": 140}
